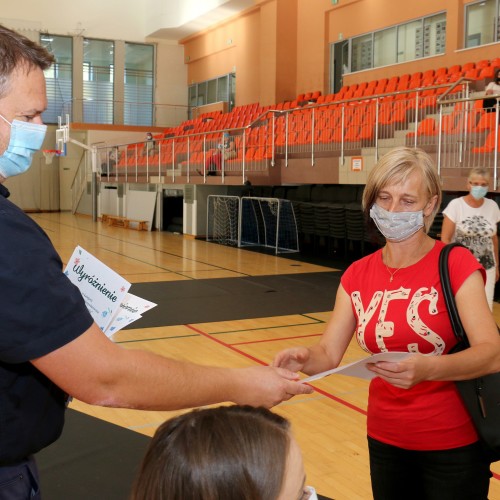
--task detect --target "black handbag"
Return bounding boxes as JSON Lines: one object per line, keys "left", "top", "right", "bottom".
{"left": 439, "top": 242, "right": 500, "bottom": 458}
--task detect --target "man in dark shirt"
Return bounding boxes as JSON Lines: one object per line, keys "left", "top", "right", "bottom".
{"left": 0, "top": 24, "right": 311, "bottom": 498}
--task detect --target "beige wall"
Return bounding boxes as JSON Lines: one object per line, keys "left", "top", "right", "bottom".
{"left": 182, "top": 0, "right": 500, "bottom": 103}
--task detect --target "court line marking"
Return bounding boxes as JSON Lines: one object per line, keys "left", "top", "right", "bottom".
{"left": 186, "top": 324, "right": 367, "bottom": 417}
{"left": 115, "top": 314, "right": 326, "bottom": 344}
{"left": 185, "top": 323, "right": 500, "bottom": 482}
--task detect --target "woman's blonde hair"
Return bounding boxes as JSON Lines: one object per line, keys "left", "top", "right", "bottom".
{"left": 468, "top": 167, "right": 490, "bottom": 182}
{"left": 362, "top": 146, "right": 442, "bottom": 232}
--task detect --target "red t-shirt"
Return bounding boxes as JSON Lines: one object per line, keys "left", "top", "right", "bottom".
{"left": 341, "top": 240, "right": 484, "bottom": 450}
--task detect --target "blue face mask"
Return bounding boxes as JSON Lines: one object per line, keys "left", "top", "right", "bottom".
{"left": 0, "top": 114, "right": 47, "bottom": 179}
{"left": 470, "top": 185, "right": 488, "bottom": 200}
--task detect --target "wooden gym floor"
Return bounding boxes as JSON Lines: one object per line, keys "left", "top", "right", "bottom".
{"left": 31, "top": 212, "right": 500, "bottom": 500}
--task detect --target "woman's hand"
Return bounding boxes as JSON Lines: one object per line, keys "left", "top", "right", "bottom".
{"left": 271, "top": 347, "right": 311, "bottom": 373}
{"left": 366, "top": 355, "right": 429, "bottom": 389}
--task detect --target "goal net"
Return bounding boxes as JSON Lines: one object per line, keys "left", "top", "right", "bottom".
{"left": 239, "top": 197, "right": 299, "bottom": 254}
{"left": 206, "top": 195, "right": 240, "bottom": 246}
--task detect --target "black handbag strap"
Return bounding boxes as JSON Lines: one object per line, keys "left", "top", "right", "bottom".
{"left": 438, "top": 242, "right": 470, "bottom": 348}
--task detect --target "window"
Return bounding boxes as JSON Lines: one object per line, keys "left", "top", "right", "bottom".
{"left": 465, "top": 0, "right": 498, "bottom": 47}
{"left": 351, "top": 34, "right": 372, "bottom": 72}
{"left": 40, "top": 34, "right": 72, "bottom": 124}
{"left": 397, "top": 20, "right": 421, "bottom": 62}
{"left": 124, "top": 43, "right": 154, "bottom": 126}
{"left": 83, "top": 39, "right": 114, "bottom": 124}
{"left": 374, "top": 27, "right": 397, "bottom": 67}
{"left": 188, "top": 72, "right": 234, "bottom": 116}
{"left": 335, "top": 12, "right": 447, "bottom": 74}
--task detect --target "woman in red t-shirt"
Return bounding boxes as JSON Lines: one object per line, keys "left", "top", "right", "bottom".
{"left": 273, "top": 146, "right": 500, "bottom": 500}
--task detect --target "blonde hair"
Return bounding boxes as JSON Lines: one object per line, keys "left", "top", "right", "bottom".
{"left": 468, "top": 167, "right": 489, "bottom": 182}
{"left": 362, "top": 147, "right": 442, "bottom": 232}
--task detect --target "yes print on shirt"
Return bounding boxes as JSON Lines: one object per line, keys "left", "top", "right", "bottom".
{"left": 351, "top": 286, "right": 445, "bottom": 355}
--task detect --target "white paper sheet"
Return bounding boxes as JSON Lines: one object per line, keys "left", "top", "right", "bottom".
{"left": 64, "top": 246, "right": 156, "bottom": 337}
{"left": 301, "top": 352, "right": 412, "bottom": 382}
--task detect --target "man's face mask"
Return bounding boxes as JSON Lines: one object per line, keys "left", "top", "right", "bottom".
{"left": 0, "top": 113, "right": 47, "bottom": 179}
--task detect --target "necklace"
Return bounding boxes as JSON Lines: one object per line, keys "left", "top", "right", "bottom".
{"left": 383, "top": 238, "right": 427, "bottom": 282}
{"left": 385, "top": 262, "right": 402, "bottom": 282}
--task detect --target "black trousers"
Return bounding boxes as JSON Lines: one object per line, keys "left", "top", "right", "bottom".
{"left": 368, "top": 436, "right": 492, "bottom": 500}
{"left": 0, "top": 456, "right": 40, "bottom": 500}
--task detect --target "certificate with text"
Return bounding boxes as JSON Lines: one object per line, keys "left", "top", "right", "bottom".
{"left": 64, "top": 245, "right": 131, "bottom": 333}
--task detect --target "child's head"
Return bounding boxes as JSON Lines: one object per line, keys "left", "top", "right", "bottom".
{"left": 131, "top": 405, "right": 312, "bottom": 500}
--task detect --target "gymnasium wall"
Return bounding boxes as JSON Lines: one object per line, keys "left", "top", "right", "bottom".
{"left": 182, "top": 0, "right": 499, "bottom": 105}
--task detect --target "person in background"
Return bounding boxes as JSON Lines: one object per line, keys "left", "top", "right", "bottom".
{"left": 143, "top": 131, "right": 157, "bottom": 156}
{"left": 200, "top": 131, "right": 236, "bottom": 176}
{"left": 0, "top": 24, "right": 312, "bottom": 499}
{"left": 130, "top": 405, "right": 317, "bottom": 500}
{"left": 273, "top": 147, "right": 500, "bottom": 500}
{"left": 483, "top": 68, "right": 500, "bottom": 112}
{"left": 441, "top": 167, "right": 500, "bottom": 311}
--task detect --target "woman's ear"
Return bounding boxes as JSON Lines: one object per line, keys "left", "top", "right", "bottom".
{"left": 424, "top": 195, "right": 438, "bottom": 216}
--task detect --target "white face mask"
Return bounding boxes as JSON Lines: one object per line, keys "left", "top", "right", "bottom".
{"left": 304, "top": 486, "right": 318, "bottom": 500}
{"left": 370, "top": 203, "right": 424, "bottom": 242}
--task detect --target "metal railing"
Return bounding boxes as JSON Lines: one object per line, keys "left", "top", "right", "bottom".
{"left": 89, "top": 79, "right": 500, "bottom": 187}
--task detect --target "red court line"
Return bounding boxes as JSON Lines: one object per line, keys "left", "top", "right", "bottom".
{"left": 186, "top": 324, "right": 366, "bottom": 417}
{"left": 231, "top": 332, "right": 322, "bottom": 346}
{"left": 186, "top": 324, "right": 500, "bottom": 481}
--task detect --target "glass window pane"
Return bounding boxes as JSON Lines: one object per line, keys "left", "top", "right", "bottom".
{"left": 351, "top": 34, "right": 372, "bottom": 72}
{"left": 465, "top": 0, "right": 496, "bottom": 47}
{"left": 374, "top": 27, "right": 397, "bottom": 67}
{"left": 217, "top": 75, "right": 228, "bottom": 102}
{"left": 397, "top": 20, "right": 421, "bottom": 62}
{"left": 125, "top": 42, "right": 154, "bottom": 126}
{"left": 40, "top": 34, "right": 72, "bottom": 124}
{"left": 197, "top": 82, "right": 207, "bottom": 106}
{"left": 424, "top": 13, "right": 446, "bottom": 56}
{"left": 207, "top": 79, "right": 217, "bottom": 103}
{"left": 83, "top": 39, "right": 114, "bottom": 124}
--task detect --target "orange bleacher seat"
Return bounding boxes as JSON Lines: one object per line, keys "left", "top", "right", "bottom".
{"left": 491, "top": 58, "right": 500, "bottom": 68}
{"left": 316, "top": 129, "right": 332, "bottom": 144}
{"left": 462, "top": 62, "right": 475, "bottom": 72}
{"left": 245, "top": 147, "right": 256, "bottom": 160}
{"left": 475, "top": 112, "right": 497, "bottom": 133}
{"left": 447, "top": 72, "right": 463, "bottom": 83}
{"left": 396, "top": 78, "right": 410, "bottom": 92}
{"left": 435, "top": 67, "right": 447, "bottom": 78}
{"left": 472, "top": 130, "right": 500, "bottom": 153}
{"left": 374, "top": 78, "right": 388, "bottom": 94}
{"left": 358, "top": 124, "right": 375, "bottom": 142}
{"left": 406, "top": 117, "right": 437, "bottom": 138}
{"left": 451, "top": 113, "right": 480, "bottom": 134}
{"left": 399, "top": 74, "right": 411, "bottom": 84}
{"left": 367, "top": 79, "right": 378, "bottom": 90}
{"left": 479, "top": 66, "right": 497, "bottom": 80}
{"left": 476, "top": 59, "right": 490, "bottom": 69}
{"left": 422, "top": 69, "right": 435, "bottom": 81}
{"left": 310, "top": 91, "right": 321, "bottom": 100}
{"left": 464, "top": 68, "right": 481, "bottom": 80}
{"left": 448, "top": 64, "right": 462, "bottom": 75}
{"left": 344, "top": 125, "right": 360, "bottom": 142}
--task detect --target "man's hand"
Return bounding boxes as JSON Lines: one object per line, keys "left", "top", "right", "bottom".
{"left": 231, "top": 365, "right": 313, "bottom": 408}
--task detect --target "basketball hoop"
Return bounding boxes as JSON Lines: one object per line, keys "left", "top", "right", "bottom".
{"left": 42, "top": 150, "right": 61, "bottom": 165}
